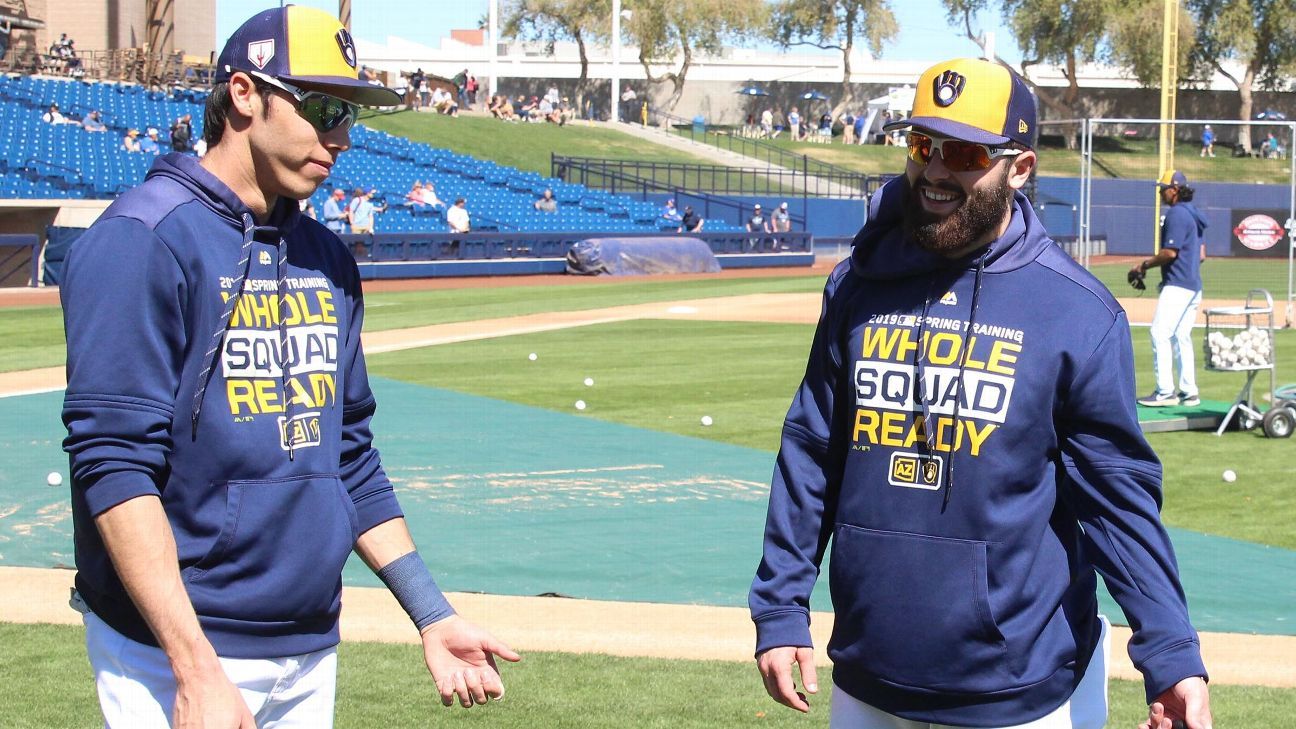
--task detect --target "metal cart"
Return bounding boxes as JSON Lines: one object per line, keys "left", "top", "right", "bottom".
{"left": 1202, "top": 289, "right": 1276, "bottom": 436}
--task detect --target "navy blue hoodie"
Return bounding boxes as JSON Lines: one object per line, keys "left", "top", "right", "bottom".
{"left": 1160, "top": 201, "right": 1207, "bottom": 292}
{"left": 750, "top": 177, "right": 1206, "bottom": 725}
{"left": 62, "top": 153, "right": 403, "bottom": 659}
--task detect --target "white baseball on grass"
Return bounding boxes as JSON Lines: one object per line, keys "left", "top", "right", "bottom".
{"left": 1222, "top": 469, "right": 1237, "bottom": 483}
{"left": 701, "top": 415, "right": 713, "bottom": 426}
{"left": 574, "top": 400, "right": 586, "bottom": 411}
{"left": 47, "top": 471, "right": 63, "bottom": 487}
{"left": 584, "top": 377, "right": 594, "bottom": 387}
{"left": 528, "top": 353, "right": 537, "bottom": 361}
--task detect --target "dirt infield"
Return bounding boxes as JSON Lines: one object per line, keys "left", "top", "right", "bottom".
{"left": 4, "top": 567, "right": 1292, "bottom": 688}
{"left": 2, "top": 268, "right": 1290, "bottom": 687}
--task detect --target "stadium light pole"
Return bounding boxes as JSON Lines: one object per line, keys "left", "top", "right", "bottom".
{"left": 611, "top": 0, "right": 621, "bottom": 123}
{"left": 488, "top": 0, "right": 499, "bottom": 99}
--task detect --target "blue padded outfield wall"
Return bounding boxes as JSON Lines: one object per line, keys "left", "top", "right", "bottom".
{"left": 1036, "top": 177, "right": 1291, "bottom": 256}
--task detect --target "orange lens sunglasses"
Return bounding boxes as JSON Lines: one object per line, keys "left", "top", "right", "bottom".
{"left": 906, "top": 131, "right": 1023, "bottom": 172}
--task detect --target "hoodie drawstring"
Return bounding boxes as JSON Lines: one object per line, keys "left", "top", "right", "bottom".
{"left": 191, "top": 213, "right": 259, "bottom": 433}
{"left": 277, "top": 236, "right": 295, "bottom": 460}
{"left": 942, "top": 252, "right": 988, "bottom": 510}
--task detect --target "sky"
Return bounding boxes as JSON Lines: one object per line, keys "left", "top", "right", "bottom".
{"left": 214, "top": 1, "right": 1023, "bottom": 65}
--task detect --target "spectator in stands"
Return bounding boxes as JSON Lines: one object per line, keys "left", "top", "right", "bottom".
{"left": 679, "top": 205, "right": 704, "bottom": 233}
{"left": 420, "top": 181, "right": 446, "bottom": 209}
{"left": 42, "top": 103, "right": 79, "bottom": 125}
{"left": 431, "top": 86, "right": 458, "bottom": 115}
{"left": 620, "top": 86, "right": 638, "bottom": 123}
{"left": 854, "top": 113, "right": 867, "bottom": 145}
{"left": 83, "top": 110, "right": 108, "bottom": 132}
{"left": 122, "top": 128, "right": 142, "bottom": 152}
{"left": 447, "top": 197, "right": 471, "bottom": 233}
{"left": 533, "top": 188, "right": 558, "bottom": 213}
{"left": 405, "top": 181, "right": 431, "bottom": 211}
{"left": 466, "top": 74, "right": 480, "bottom": 109}
{"left": 452, "top": 68, "right": 469, "bottom": 108}
{"left": 139, "top": 128, "right": 162, "bottom": 154}
{"left": 408, "top": 68, "right": 425, "bottom": 109}
{"left": 544, "top": 86, "right": 561, "bottom": 107}
{"left": 818, "top": 113, "right": 832, "bottom": 139}
{"left": 170, "top": 114, "right": 193, "bottom": 153}
{"left": 661, "top": 199, "right": 682, "bottom": 224}
{"left": 323, "top": 188, "right": 349, "bottom": 234}
{"left": 0, "top": 20, "right": 12, "bottom": 65}
{"left": 348, "top": 187, "right": 385, "bottom": 234}
{"left": 558, "top": 97, "right": 574, "bottom": 126}
{"left": 788, "top": 107, "right": 801, "bottom": 140}
{"left": 300, "top": 198, "right": 317, "bottom": 220}
{"left": 1263, "top": 132, "right": 1286, "bottom": 159}
{"left": 520, "top": 96, "right": 539, "bottom": 122}
{"left": 771, "top": 201, "right": 791, "bottom": 232}
{"left": 1200, "top": 125, "right": 1215, "bottom": 158}
{"left": 746, "top": 204, "right": 770, "bottom": 250}
{"left": 842, "top": 111, "right": 856, "bottom": 145}
{"left": 760, "top": 109, "right": 774, "bottom": 138}
{"left": 498, "top": 95, "right": 516, "bottom": 121}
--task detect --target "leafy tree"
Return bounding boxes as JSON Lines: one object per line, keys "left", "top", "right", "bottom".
{"left": 768, "top": 0, "right": 899, "bottom": 115}
{"left": 502, "top": 0, "right": 611, "bottom": 115}
{"left": 624, "top": 0, "right": 767, "bottom": 113}
{"left": 1103, "top": 0, "right": 1195, "bottom": 88}
{"left": 1185, "top": 0, "right": 1296, "bottom": 150}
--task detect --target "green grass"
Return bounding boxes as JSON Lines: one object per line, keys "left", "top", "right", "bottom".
{"left": 0, "top": 275, "right": 828, "bottom": 373}
{"left": 0, "top": 306, "right": 65, "bottom": 373}
{"left": 358, "top": 109, "right": 716, "bottom": 178}
{"left": 2, "top": 623, "right": 1289, "bottom": 728}
{"left": 370, "top": 317, "right": 1296, "bottom": 551}
{"left": 698, "top": 130, "right": 1290, "bottom": 184}
{"left": 1090, "top": 259, "right": 1293, "bottom": 300}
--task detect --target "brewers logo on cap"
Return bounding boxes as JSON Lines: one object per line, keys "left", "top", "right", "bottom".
{"left": 214, "top": 6, "right": 399, "bottom": 107}
{"left": 885, "top": 57, "right": 1038, "bottom": 149}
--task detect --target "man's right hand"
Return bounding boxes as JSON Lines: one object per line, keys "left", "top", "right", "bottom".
{"left": 756, "top": 645, "right": 818, "bottom": 713}
{"left": 172, "top": 659, "right": 256, "bottom": 728}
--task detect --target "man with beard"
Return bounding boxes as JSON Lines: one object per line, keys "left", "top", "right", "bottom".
{"left": 750, "top": 58, "right": 1211, "bottom": 729}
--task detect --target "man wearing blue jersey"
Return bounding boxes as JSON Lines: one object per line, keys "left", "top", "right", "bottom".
{"left": 1133, "top": 170, "right": 1207, "bottom": 407}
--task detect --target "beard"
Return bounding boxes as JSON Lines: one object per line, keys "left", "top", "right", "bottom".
{"left": 902, "top": 167, "right": 1013, "bottom": 254}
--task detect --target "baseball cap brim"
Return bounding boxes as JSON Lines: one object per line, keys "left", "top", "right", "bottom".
{"left": 282, "top": 75, "right": 401, "bottom": 107}
{"left": 883, "top": 116, "right": 1012, "bottom": 146}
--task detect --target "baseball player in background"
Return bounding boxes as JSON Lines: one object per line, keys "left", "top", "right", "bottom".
{"left": 750, "top": 58, "right": 1212, "bottom": 729}
{"left": 61, "top": 8, "right": 517, "bottom": 727}
{"left": 1132, "top": 170, "right": 1208, "bottom": 408}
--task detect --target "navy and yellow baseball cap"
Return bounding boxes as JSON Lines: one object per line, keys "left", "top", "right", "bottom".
{"left": 885, "top": 58, "right": 1038, "bottom": 148}
{"left": 1157, "top": 170, "right": 1188, "bottom": 188}
{"left": 214, "top": 6, "right": 399, "bottom": 107}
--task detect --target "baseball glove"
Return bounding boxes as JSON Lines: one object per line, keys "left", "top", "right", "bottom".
{"left": 1127, "top": 269, "right": 1147, "bottom": 291}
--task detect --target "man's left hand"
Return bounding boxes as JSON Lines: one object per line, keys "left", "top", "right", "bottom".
{"left": 420, "top": 615, "right": 521, "bottom": 708}
{"left": 1137, "top": 676, "right": 1211, "bottom": 729}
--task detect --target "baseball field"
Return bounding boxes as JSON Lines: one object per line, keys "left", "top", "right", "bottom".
{"left": 1, "top": 260, "right": 1294, "bottom": 726}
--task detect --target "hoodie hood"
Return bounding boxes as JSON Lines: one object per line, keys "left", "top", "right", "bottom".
{"left": 1178, "top": 200, "right": 1208, "bottom": 234}
{"left": 145, "top": 152, "right": 302, "bottom": 235}
{"left": 850, "top": 175, "right": 1047, "bottom": 281}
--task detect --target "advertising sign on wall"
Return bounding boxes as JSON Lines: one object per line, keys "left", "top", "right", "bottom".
{"left": 1231, "top": 209, "right": 1290, "bottom": 257}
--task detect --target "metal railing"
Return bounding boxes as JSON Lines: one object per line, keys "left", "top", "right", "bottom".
{"left": 551, "top": 154, "right": 809, "bottom": 231}
{"left": 0, "top": 47, "right": 213, "bottom": 87}
{"left": 642, "top": 105, "right": 873, "bottom": 198}
{"left": 556, "top": 155, "right": 818, "bottom": 199}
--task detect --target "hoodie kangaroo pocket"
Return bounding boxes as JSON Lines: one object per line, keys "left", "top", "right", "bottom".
{"left": 185, "top": 475, "right": 359, "bottom": 623}
{"left": 829, "top": 524, "right": 1009, "bottom": 691}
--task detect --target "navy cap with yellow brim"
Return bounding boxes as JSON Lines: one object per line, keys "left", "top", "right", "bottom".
{"left": 214, "top": 6, "right": 400, "bottom": 108}
{"left": 884, "top": 57, "right": 1039, "bottom": 149}
{"left": 1157, "top": 169, "right": 1188, "bottom": 188}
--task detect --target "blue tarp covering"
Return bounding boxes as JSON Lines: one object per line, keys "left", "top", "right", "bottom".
{"left": 566, "top": 237, "right": 721, "bottom": 276}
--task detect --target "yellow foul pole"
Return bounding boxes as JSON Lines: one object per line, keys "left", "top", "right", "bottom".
{"left": 1155, "top": 0, "right": 1180, "bottom": 250}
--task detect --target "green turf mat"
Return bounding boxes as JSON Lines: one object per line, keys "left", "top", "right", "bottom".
{"left": 3, "top": 382, "right": 1293, "bottom": 635}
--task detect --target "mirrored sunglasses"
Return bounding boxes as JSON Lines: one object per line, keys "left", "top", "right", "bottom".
{"left": 906, "top": 131, "right": 1023, "bottom": 172}
{"left": 250, "top": 71, "right": 358, "bottom": 134}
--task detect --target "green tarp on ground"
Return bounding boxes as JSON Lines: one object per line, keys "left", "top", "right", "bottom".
{"left": 2, "top": 381, "right": 1293, "bottom": 635}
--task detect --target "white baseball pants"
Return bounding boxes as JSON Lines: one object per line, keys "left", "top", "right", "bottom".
{"left": 83, "top": 610, "right": 337, "bottom": 729}
{"left": 830, "top": 617, "right": 1110, "bottom": 729}
{"left": 1150, "top": 284, "right": 1202, "bottom": 398}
